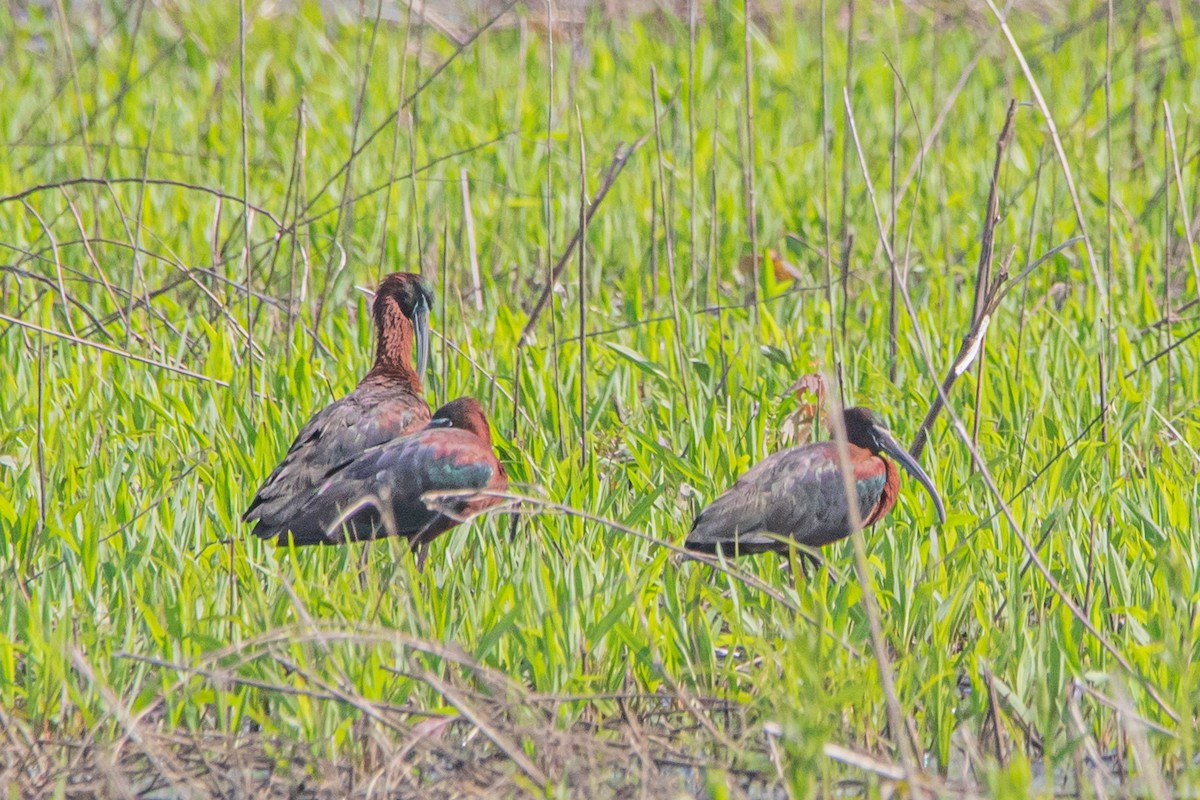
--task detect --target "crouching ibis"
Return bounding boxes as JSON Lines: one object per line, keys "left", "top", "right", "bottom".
{"left": 251, "top": 398, "right": 507, "bottom": 561}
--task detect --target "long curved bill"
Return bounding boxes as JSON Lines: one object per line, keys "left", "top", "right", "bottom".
{"left": 877, "top": 430, "right": 947, "bottom": 523}
{"left": 412, "top": 296, "right": 430, "bottom": 383}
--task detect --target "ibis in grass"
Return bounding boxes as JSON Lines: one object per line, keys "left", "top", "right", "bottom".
{"left": 252, "top": 398, "right": 507, "bottom": 563}
{"left": 244, "top": 272, "right": 434, "bottom": 541}
{"left": 685, "top": 407, "right": 946, "bottom": 556}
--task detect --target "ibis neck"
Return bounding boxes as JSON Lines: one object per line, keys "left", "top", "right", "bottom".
{"left": 363, "top": 302, "right": 422, "bottom": 391}
{"left": 863, "top": 456, "right": 901, "bottom": 527}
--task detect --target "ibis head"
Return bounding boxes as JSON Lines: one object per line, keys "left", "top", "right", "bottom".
{"left": 369, "top": 272, "right": 434, "bottom": 385}
{"left": 842, "top": 407, "right": 946, "bottom": 525}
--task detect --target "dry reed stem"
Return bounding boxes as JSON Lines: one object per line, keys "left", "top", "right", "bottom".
{"left": 741, "top": 0, "right": 758, "bottom": 317}
{"left": 577, "top": 106, "right": 589, "bottom": 467}
{"left": 0, "top": 312, "right": 229, "bottom": 386}
{"left": 518, "top": 135, "right": 649, "bottom": 346}
{"left": 649, "top": 66, "right": 691, "bottom": 406}
{"left": 420, "top": 671, "right": 551, "bottom": 789}
{"left": 911, "top": 100, "right": 1018, "bottom": 460}
{"left": 460, "top": 168, "right": 485, "bottom": 312}
{"left": 1163, "top": 102, "right": 1200, "bottom": 299}
{"left": 824, "top": 393, "right": 924, "bottom": 785}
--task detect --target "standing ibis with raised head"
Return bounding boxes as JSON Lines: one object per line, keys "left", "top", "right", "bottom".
{"left": 244, "top": 272, "right": 434, "bottom": 541}
{"left": 685, "top": 407, "right": 945, "bottom": 556}
{"left": 255, "top": 397, "right": 507, "bottom": 564}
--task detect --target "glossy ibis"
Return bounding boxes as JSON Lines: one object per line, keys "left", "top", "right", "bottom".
{"left": 254, "top": 398, "right": 507, "bottom": 560}
{"left": 685, "top": 407, "right": 945, "bottom": 556}
{"left": 244, "top": 272, "right": 434, "bottom": 539}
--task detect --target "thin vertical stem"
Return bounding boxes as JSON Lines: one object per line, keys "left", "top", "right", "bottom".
{"left": 577, "top": 106, "right": 589, "bottom": 469}
{"left": 709, "top": 92, "right": 721, "bottom": 310}
{"left": 742, "top": 0, "right": 758, "bottom": 322}
{"left": 267, "top": 95, "right": 304, "bottom": 360}
{"left": 460, "top": 169, "right": 484, "bottom": 311}
{"left": 504, "top": 15, "right": 529, "bottom": 300}
{"left": 709, "top": 101, "right": 726, "bottom": 402}
{"left": 510, "top": 15, "right": 527, "bottom": 452}
{"left": 406, "top": 127, "right": 423, "bottom": 277}
{"left": 380, "top": 0, "right": 416, "bottom": 279}
{"left": 819, "top": 0, "right": 843, "bottom": 406}
{"left": 237, "top": 31, "right": 253, "bottom": 393}
{"left": 1163, "top": 103, "right": 1200, "bottom": 299}
{"left": 1164, "top": 113, "right": 1173, "bottom": 417}
{"left": 649, "top": 177, "right": 659, "bottom": 314}
{"left": 838, "top": 0, "right": 857, "bottom": 397}
{"left": 314, "top": 0, "right": 386, "bottom": 338}
{"left": 970, "top": 336, "right": 986, "bottom": 463}
{"left": 232, "top": 0, "right": 251, "bottom": 647}
{"left": 51, "top": 0, "right": 99, "bottom": 221}
{"left": 441, "top": 220, "right": 450, "bottom": 404}
{"left": 1103, "top": 0, "right": 1115, "bottom": 446}
{"left": 35, "top": 329, "right": 46, "bottom": 534}
{"left": 687, "top": 0, "right": 699, "bottom": 311}
{"left": 545, "top": 0, "right": 565, "bottom": 454}
{"left": 1183, "top": 117, "right": 1195, "bottom": 218}
{"left": 838, "top": 0, "right": 857, "bottom": 250}
{"left": 1147, "top": 57, "right": 1166, "bottom": 176}
{"left": 128, "top": 103, "right": 159, "bottom": 349}
{"left": 406, "top": 6, "right": 428, "bottom": 277}
{"left": 888, "top": 94, "right": 897, "bottom": 383}
{"left": 511, "top": 346, "right": 523, "bottom": 445}
{"left": 651, "top": 66, "right": 692, "bottom": 407}
{"left": 839, "top": 233, "right": 852, "bottom": 365}
{"left": 888, "top": 57, "right": 899, "bottom": 383}
{"left": 1014, "top": 149, "right": 1046, "bottom": 390}
{"left": 704, "top": 184, "right": 714, "bottom": 316}
{"left": 288, "top": 99, "right": 308, "bottom": 366}
{"left": 1130, "top": 5, "right": 1145, "bottom": 172}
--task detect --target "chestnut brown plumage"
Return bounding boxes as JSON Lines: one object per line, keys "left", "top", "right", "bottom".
{"left": 244, "top": 272, "right": 434, "bottom": 541}
{"left": 685, "top": 407, "right": 945, "bottom": 556}
{"left": 259, "top": 398, "right": 507, "bottom": 554}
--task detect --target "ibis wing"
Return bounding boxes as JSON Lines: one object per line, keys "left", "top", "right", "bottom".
{"left": 243, "top": 384, "right": 429, "bottom": 538}
{"left": 269, "top": 428, "right": 502, "bottom": 546}
{"left": 686, "top": 444, "right": 883, "bottom": 554}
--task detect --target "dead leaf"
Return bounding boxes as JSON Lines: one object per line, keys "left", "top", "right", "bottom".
{"left": 1048, "top": 281, "right": 1070, "bottom": 310}
{"left": 779, "top": 372, "right": 826, "bottom": 445}
{"left": 769, "top": 249, "right": 804, "bottom": 282}
{"left": 785, "top": 373, "right": 825, "bottom": 403}
{"left": 737, "top": 248, "right": 800, "bottom": 281}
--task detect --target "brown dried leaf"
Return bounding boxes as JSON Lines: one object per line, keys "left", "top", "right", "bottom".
{"left": 785, "top": 373, "right": 825, "bottom": 403}
{"left": 770, "top": 250, "right": 804, "bottom": 282}
{"left": 779, "top": 408, "right": 810, "bottom": 446}
{"left": 779, "top": 372, "right": 826, "bottom": 446}
{"left": 736, "top": 248, "right": 799, "bottom": 281}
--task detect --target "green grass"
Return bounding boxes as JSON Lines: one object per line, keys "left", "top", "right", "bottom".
{"left": 1, "top": 1, "right": 1199, "bottom": 796}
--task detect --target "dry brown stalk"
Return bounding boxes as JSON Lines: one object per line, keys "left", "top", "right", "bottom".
{"left": 518, "top": 135, "right": 649, "bottom": 347}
